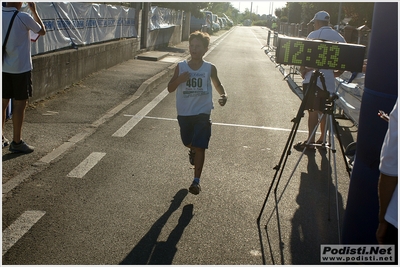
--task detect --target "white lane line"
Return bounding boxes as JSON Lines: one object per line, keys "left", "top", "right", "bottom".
{"left": 130, "top": 115, "right": 309, "bottom": 133}
{"left": 39, "top": 141, "right": 76, "bottom": 164}
{"left": 2, "top": 210, "right": 46, "bottom": 256}
{"left": 212, "top": 121, "right": 308, "bottom": 133}
{"left": 67, "top": 152, "right": 106, "bottom": 178}
{"left": 251, "top": 28, "right": 265, "bottom": 47}
{"left": 112, "top": 89, "right": 169, "bottom": 137}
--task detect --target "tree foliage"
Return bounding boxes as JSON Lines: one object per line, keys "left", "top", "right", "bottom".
{"left": 277, "top": 2, "right": 375, "bottom": 28}
{"left": 207, "top": 2, "right": 239, "bottom": 22}
{"left": 342, "top": 2, "right": 375, "bottom": 27}
{"left": 151, "top": 2, "right": 375, "bottom": 28}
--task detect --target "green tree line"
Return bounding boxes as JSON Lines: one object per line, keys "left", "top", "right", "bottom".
{"left": 146, "top": 2, "right": 375, "bottom": 28}
{"left": 278, "top": 2, "right": 375, "bottom": 28}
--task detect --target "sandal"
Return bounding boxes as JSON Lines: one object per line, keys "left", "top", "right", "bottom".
{"left": 293, "top": 141, "right": 315, "bottom": 151}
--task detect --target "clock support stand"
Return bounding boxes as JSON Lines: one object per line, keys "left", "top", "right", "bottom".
{"left": 257, "top": 70, "right": 352, "bottom": 246}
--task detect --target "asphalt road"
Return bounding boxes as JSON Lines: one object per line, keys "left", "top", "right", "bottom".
{"left": 2, "top": 26, "right": 357, "bottom": 264}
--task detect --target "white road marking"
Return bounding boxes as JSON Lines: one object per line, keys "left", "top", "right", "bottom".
{"left": 212, "top": 121, "right": 307, "bottom": 133}
{"left": 67, "top": 152, "right": 106, "bottom": 178}
{"left": 123, "top": 115, "right": 309, "bottom": 133}
{"left": 42, "top": 111, "right": 59, "bottom": 116}
{"left": 39, "top": 141, "right": 76, "bottom": 164}
{"left": 251, "top": 28, "right": 265, "bottom": 46}
{"left": 112, "top": 89, "right": 170, "bottom": 137}
{"left": 2, "top": 210, "right": 46, "bottom": 256}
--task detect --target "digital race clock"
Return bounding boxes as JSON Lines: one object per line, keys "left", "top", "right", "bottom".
{"left": 275, "top": 36, "right": 366, "bottom": 72}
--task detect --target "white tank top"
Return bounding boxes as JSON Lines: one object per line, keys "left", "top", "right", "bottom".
{"left": 176, "top": 60, "right": 213, "bottom": 116}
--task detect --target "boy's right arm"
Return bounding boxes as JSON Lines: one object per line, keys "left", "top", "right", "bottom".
{"left": 168, "top": 65, "right": 189, "bottom": 93}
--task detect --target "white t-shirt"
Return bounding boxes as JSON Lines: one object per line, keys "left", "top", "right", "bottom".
{"left": 2, "top": 7, "right": 42, "bottom": 74}
{"left": 175, "top": 60, "right": 213, "bottom": 116}
{"left": 303, "top": 26, "right": 346, "bottom": 93}
{"left": 379, "top": 100, "right": 398, "bottom": 228}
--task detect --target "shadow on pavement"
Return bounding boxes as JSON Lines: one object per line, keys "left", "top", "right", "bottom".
{"left": 2, "top": 151, "right": 27, "bottom": 162}
{"left": 120, "top": 189, "right": 193, "bottom": 265}
{"left": 258, "top": 147, "right": 346, "bottom": 264}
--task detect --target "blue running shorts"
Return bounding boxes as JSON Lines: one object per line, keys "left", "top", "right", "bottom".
{"left": 177, "top": 113, "right": 212, "bottom": 149}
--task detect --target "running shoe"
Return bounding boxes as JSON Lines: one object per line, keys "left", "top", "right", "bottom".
{"left": 189, "top": 182, "right": 201, "bottom": 195}
{"left": 9, "top": 140, "right": 34, "bottom": 153}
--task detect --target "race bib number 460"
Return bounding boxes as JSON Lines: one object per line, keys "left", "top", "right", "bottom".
{"left": 183, "top": 72, "right": 208, "bottom": 97}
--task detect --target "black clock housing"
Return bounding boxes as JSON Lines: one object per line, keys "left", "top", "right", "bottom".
{"left": 275, "top": 36, "right": 366, "bottom": 72}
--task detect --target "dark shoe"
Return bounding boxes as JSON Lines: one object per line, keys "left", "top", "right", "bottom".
{"left": 188, "top": 148, "right": 195, "bottom": 165}
{"left": 189, "top": 182, "right": 201, "bottom": 195}
{"left": 2, "top": 136, "right": 10, "bottom": 148}
{"left": 293, "top": 141, "right": 315, "bottom": 151}
{"left": 9, "top": 140, "right": 34, "bottom": 153}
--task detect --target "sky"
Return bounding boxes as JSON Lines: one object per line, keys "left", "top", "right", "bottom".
{"left": 231, "top": 1, "right": 287, "bottom": 15}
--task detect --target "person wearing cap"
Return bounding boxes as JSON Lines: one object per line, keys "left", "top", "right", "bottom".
{"left": 294, "top": 10, "right": 346, "bottom": 151}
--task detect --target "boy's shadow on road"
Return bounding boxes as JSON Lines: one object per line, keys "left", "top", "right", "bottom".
{"left": 120, "top": 189, "right": 193, "bottom": 265}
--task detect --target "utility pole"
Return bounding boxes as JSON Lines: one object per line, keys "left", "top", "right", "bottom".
{"left": 337, "top": 2, "right": 342, "bottom": 32}
{"left": 270, "top": 2, "right": 274, "bottom": 15}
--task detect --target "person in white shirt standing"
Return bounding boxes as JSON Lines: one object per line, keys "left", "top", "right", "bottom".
{"left": 294, "top": 11, "right": 346, "bottom": 151}
{"left": 376, "top": 100, "right": 398, "bottom": 264}
{"left": 2, "top": 2, "right": 46, "bottom": 153}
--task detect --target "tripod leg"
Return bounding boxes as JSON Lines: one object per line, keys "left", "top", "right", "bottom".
{"left": 272, "top": 111, "right": 325, "bottom": 216}
{"left": 257, "top": 117, "right": 301, "bottom": 223}
{"left": 257, "top": 116, "right": 303, "bottom": 265}
{"left": 258, "top": 75, "right": 319, "bottom": 222}
{"left": 274, "top": 114, "right": 322, "bottom": 207}
{"left": 258, "top": 70, "right": 322, "bottom": 234}
{"left": 332, "top": 116, "right": 352, "bottom": 177}
{"left": 327, "top": 116, "right": 332, "bottom": 222}
{"left": 327, "top": 114, "right": 342, "bottom": 243}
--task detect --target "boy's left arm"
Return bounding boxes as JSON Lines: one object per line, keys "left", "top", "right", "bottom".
{"left": 211, "top": 65, "right": 227, "bottom": 106}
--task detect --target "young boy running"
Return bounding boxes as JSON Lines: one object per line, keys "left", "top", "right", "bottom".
{"left": 167, "top": 31, "right": 227, "bottom": 195}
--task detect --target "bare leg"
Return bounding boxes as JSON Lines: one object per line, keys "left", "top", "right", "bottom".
{"left": 307, "top": 110, "right": 319, "bottom": 143}
{"left": 317, "top": 113, "right": 327, "bottom": 143}
{"left": 2, "top": 98, "right": 10, "bottom": 139}
{"left": 187, "top": 145, "right": 204, "bottom": 195}
{"left": 11, "top": 99, "right": 27, "bottom": 143}
{"left": 193, "top": 147, "right": 205, "bottom": 179}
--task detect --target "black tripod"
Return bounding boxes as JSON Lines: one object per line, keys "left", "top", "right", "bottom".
{"left": 257, "top": 70, "right": 352, "bottom": 245}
